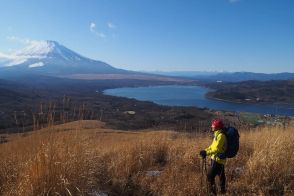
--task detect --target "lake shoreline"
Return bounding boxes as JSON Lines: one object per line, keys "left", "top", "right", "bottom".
{"left": 103, "top": 85, "right": 294, "bottom": 116}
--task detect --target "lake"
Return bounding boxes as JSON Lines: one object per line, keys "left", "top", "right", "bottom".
{"left": 103, "top": 85, "right": 294, "bottom": 116}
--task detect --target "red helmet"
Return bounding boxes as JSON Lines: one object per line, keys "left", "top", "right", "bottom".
{"left": 211, "top": 119, "right": 224, "bottom": 129}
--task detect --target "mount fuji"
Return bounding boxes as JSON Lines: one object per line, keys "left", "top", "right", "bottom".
{"left": 0, "top": 40, "right": 129, "bottom": 76}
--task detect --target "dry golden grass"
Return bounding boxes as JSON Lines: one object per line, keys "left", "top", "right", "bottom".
{"left": 0, "top": 120, "right": 293, "bottom": 195}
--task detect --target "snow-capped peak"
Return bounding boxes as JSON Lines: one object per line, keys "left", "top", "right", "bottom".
{"left": 0, "top": 40, "right": 118, "bottom": 75}
{"left": 0, "top": 40, "right": 59, "bottom": 67}
{"left": 14, "top": 40, "right": 56, "bottom": 58}
{"left": 0, "top": 40, "right": 87, "bottom": 67}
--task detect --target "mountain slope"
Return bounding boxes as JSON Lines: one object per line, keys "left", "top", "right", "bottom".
{"left": 0, "top": 40, "right": 129, "bottom": 76}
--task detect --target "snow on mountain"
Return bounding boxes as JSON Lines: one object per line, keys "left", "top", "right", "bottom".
{"left": 2, "top": 40, "right": 88, "bottom": 66}
{"left": 14, "top": 40, "right": 55, "bottom": 58}
{"left": 0, "top": 41, "right": 55, "bottom": 67}
{"left": 0, "top": 40, "right": 127, "bottom": 75}
{"left": 28, "top": 62, "right": 44, "bottom": 68}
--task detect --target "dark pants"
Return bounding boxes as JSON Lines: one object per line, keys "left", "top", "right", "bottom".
{"left": 207, "top": 160, "right": 226, "bottom": 194}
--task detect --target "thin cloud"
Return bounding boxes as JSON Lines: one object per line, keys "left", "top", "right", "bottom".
{"left": 89, "top": 22, "right": 106, "bottom": 38}
{"left": 107, "top": 22, "right": 116, "bottom": 29}
{"left": 0, "top": 51, "right": 28, "bottom": 67}
{"left": 90, "top": 22, "right": 96, "bottom": 32}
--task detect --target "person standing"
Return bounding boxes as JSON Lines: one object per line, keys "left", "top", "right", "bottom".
{"left": 200, "top": 119, "right": 227, "bottom": 195}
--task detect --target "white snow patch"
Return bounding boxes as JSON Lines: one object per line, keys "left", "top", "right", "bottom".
{"left": 88, "top": 191, "right": 108, "bottom": 196}
{"left": 146, "top": 170, "right": 161, "bottom": 177}
{"left": 28, "top": 62, "right": 44, "bottom": 68}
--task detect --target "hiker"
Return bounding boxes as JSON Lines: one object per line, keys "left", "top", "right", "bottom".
{"left": 200, "top": 119, "right": 227, "bottom": 195}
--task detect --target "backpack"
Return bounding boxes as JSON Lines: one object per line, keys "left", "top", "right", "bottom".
{"left": 224, "top": 126, "right": 240, "bottom": 158}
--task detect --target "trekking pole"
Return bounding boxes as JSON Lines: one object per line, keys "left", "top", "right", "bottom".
{"left": 202, "top": 158, "right": 209, "bottom": 195}
{"left": 200, "top": 157, "right": 204, "bottom": 190}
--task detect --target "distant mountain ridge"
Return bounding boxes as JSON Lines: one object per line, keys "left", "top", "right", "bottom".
{"left": 0, "top": 40, "right": 129, "bottom": 76}
{"left": 149, "top": 71, "right": 294, "bottom": 82}
{"left": 209, "top": 72, "right": 294, "bottom": 82}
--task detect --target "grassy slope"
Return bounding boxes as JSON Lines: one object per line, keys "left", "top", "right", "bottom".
{"left": 0, "top": 120, "right": 293, "bottom": 195}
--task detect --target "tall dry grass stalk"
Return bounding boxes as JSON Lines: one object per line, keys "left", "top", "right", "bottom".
{"left": 0, "top": 121, "right": 293, "bottom": 195}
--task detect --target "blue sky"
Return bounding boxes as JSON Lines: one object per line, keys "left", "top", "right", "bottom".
{"left": 0, "top": 0, "right": 294, "bottom": 73}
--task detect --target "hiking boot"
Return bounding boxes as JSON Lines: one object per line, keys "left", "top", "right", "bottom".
{"left": 220, "top": 189, "right": 226, "bottom": 195}
{"left": 208, "top": 184, "right": 217, "bottom": 196}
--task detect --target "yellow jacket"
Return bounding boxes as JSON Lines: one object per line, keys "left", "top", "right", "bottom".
{"left": 205, "top": 130, "right": 227, "bottom": 165}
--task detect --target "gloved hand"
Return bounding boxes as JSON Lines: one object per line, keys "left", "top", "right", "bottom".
{"left": 199, "top": 150, "right": 206, "bottom": 159}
